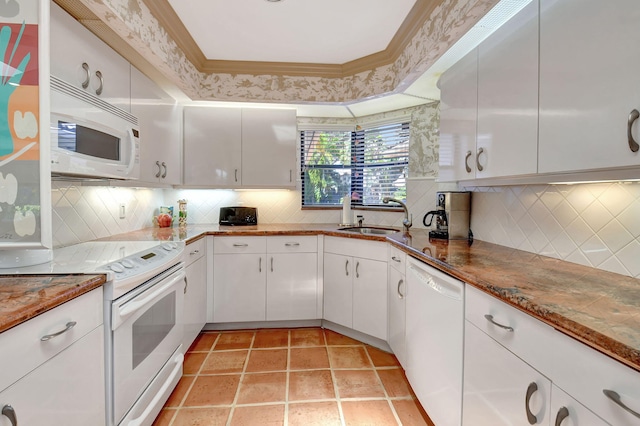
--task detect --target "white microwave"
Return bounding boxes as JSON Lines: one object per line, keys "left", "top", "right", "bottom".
{"left": 50, "top": 76, "right": 140, "bottom": 180}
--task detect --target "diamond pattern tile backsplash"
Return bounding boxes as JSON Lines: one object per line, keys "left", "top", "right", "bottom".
{"left": 52, "top": 180, "right": 640, "bottom": 279}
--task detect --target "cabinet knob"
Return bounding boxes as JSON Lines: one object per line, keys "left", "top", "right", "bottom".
{"left": 554, "top": 406, "right": 569, "bottom": 426}
{"left": 628, "top": 109, "right": 639, "bottom": 152}
{"left": 603, "top": 389, "right": 640, "bottom": 419}
{"left": 476, "top": 147, "right": 485, "bottom": 172}
{"left": 1, "top": 405, "right": 17, "bottom": 426}
{"left": 95, "top": 70, "right": 104, "bottom": 96}
{"left": 81, "top": 62, "right": 90, "bottom": 89}
{"left": 525, "top": 382, "right": 538, "bottom": 425}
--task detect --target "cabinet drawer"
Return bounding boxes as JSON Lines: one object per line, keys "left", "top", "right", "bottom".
{"left": 465, "top": 285, "right": 556, "bottom": 378}
{"left": 548, "top": 328, "right": 640, "bottom": 426}
{"left": 267, "top": 236, "right": 317, "bottom": 253}
{"left": 184, "top": 238, "right": 206, "bottom": 265}
{"left": 388, "top": 245, "right": 406, "bottom": 273}
{"left": 214, "top": 236, "right": 266, "bottom": 254}
{"left": 0, "top": 288, "right": 103, "bottom": 392}
{"left": 324, "top": 236, "right": 387, "bottom": 261}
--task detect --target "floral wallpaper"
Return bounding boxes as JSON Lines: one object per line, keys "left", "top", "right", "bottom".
{"left": 408, "top": 102, "right": 440, "bottom": 177}
{"left": 75, "top": 0, "right": 499, "bottom": 103}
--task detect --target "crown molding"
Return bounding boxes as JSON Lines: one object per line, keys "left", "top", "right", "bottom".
{"left": 141, "top": 0, "right": 442, "bottom": 78}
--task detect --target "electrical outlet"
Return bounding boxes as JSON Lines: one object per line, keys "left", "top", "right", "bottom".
{"left": 119, "top": 204, "right": 126, "bottom": 219}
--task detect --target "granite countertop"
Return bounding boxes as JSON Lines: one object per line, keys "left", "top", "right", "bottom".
{"left": 0, "top": 274, "right": 106, "bottom": 334}
{"left": 3, "top": 223, "right": 639, "bottom": 373}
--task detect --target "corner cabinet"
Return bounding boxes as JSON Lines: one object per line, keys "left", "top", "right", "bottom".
{"left": 183, "top": 107, "right": 296, "bottom": 188}
{"left": 539, "top": 0, "right": 640, "bottom": 174}
{"left": 131, "top": 67, "right": 182, "bottom": 185}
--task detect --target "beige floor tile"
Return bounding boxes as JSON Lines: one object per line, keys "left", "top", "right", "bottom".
{"left": 151, "top": 408, "right": 176, "bottom": 426}
{"left": 333, "top": 369, "right": 386, "bottom": 398}
{"left": 214, "top": 331, "right": 255, "bottom": 350}
{"left": 288, "top": 401, "right": 342, "bottom": 426}
{"left": 324, "top": 329, "right": 362, "bottom": 346}
{"left": 183, "top": 375, "right": 240, "bottom": 406}
{"left": 172, "top": 407, "right": 231, "bottom": 426}
{"left": 366, "top": 345, "right": 401, "bottom": 367}
{"left": 341, "top": 400, "right": 398, "bottom": 425}
{"left": 164, "top": 376, "right": 195, "bottom": 407}
{"left": 377, "top": 368, "right": 413, "bottom": 397}
{"left": 289, "top": 347, "right": 330, "bottom": 370}
{"left": 289, "top": 370, "right": 335, "bottom": 401}
{"left": 392, "top": 399, "right": 435, "bottom": 426}
{"left": 183, "top": 352, "right": 207, "bottom": 374}
{"left": 201, "top": 350, "right": 248, "bottom": 374}
{"left": 188, "top": 332, "right": 219, "bottom": 352}
{"left": 245, "top": 348, "right": 288, "bottom": 372}
{"left": 253, "top": 329, "right": 289, "bottom": 348}
{"left": 328, "top": 346, "right": 372, "bottom": 369}
{"left": 230, "top": 404, "right": 285, "bottom": 426}
{"left": 290, "top": 328, "right": 325, "bottom": 346}
{"left": 236, "top": 372, "right": 287, "bottom": 404}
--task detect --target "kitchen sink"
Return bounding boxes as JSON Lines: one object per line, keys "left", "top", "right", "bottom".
{"left": 338, "top": 226, "right": 400, "bottom": 235}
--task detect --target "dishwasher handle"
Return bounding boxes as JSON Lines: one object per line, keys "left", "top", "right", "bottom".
{"left": 408, "top": 263, "right": 463, "bottom": 301}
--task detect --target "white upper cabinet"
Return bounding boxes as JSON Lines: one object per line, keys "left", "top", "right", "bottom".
{"left": 438, "top": 49, "right": 478, "bottom": 182}
{"left": 131, "top": 67, "right": 182, "bottom": 185}
{"left": 50, "top": 2, "right": 131, "bottom": 112}
{"left": 476, "top": 0, "right": 538, "bottom": 179}
{"left": 183, "top": 107, "right": 242, "bottom": 187}
{"left": 183, "top": 107, "right": 296, "bottom": 188}
{"left": 539, "top": 0, "right": 640, "bottom": 173}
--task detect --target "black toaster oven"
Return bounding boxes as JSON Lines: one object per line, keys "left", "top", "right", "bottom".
{"left": 219, "top": 206, "right": 258, "bottom": 226}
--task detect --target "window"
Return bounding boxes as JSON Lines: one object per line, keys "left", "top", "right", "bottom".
{"left": 300, "top": 121, "right": 409, "bottom": 207}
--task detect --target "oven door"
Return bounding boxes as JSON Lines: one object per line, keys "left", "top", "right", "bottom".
{"left": 111, "top": 264, "right": 185, "bottom": 425}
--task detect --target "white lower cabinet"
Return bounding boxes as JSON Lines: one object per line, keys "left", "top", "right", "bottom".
{"left": 323, "top": 237, "right": 387, "bottom": 341}
{"left": 551, "top": 385, "right": 609, "bottom": 426}
{"left": 267, "top": 252, "right": 318, "bottom": 320}
{"left": 387, "top": 261, "right": 406, "bottom": 367}
{"left": 463, "top": 321, "right": 551, "bottom": 425}
{"left": 213, "top": 252, "right": 266, "bottom": 322}
{"left": 183, "top": 239, "right": 207, "bottom": 350}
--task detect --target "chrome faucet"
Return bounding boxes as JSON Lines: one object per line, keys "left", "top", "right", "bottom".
{"left": 383, "top": 197, "right": 412, "bottom": 232}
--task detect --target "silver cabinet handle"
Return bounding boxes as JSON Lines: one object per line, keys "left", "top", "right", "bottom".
{"left": 554, "top": 407, "right": 569, "bottom": 426}
{"left": 391, "top": 256, "right": 401, "bottom": 263}
{"left": 270, "top": 256, "right": 274, "bottom": 272}
{"left": 155, "top": 161, "right": 162, "bottom": 178}
{"left": 190, "top": 249, "right": 200, "bottom": 255}
{"left": 81, "top": 62, "right": 90, "bottom": 89}
{"left": 397, "top": 279, "right": 404, "bottom": 299}
{"left": 41, "top": 321, "right": 77, "bottom": 341}
{"left": 285, "top": 242, "right": 300, "bottom": 247}
{"left": 259, "top": 257, "right": 262, "bottom": 273}
{"left": 525, "top": 382, "right": 538, "bottom": 425}
{"left": 628, "top": 109, "right": 639, "bottom": 152}
{"left": 234, "top": 168, "right": 238, "bottom": 182}
{"left": 95, "top": 70, "right": 104, "bottom": 96}
{"left": 476, "top": 147, "right": 485, "bottom": 172}
{"left": 345, "top": 259, "right": 349, "bottom": 276}
{"left": 603, "top": 389, "right": 640, "bottom": 419}
{"left": 465, "top": 150, "right": 472, "bottom": 173}
{"left": 161, "top": 162, "right": 167, "bottom": 178}
{"left": 184, "top": 277, "right": 188, "bottom": 294}
{"left": 233, "top": 243, "right": 249, "bottom": 247}
{"left": 484, "top": 314, "right": 514, "bottom": 332}
{"left": 2, "top": 405, "right": 17, "bottom": 426}
{"left": 356, "top": 261, "right": 360, "bottom": 278}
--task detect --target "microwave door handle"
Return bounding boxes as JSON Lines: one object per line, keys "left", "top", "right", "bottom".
{"left": 125, "top": 128, "right": 137, "bottom": 175}
{"left": 114, "top": 270, "right": 185, "bottom": 329}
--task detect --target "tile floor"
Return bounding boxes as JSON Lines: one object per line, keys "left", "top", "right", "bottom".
{"left": 153, "top": 327, "right": 434, "bottom": 425}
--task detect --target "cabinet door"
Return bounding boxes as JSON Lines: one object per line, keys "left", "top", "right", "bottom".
{"left": 323, "top": 253, "right": 353, "bottom": 328}
{"left": 183, "top": 107, "right": 242, "bottom": 187}
{"left": 476, "top": 0, "right": 538, "bottom": 179}
{"left": 131, "top": 67, "right": 182, "bottom": 184}
{"left": 183, "top": 255, "right": 207, "bottom": 350}
{"left": 550, "top": 385, "right": 609, "bottom": 426}
{"left": 463, "top": 321, "right": 551, "bottom": 426}
{"left": 0, "top": 326, "right": 105, "bottom": 426}
{"left": 241, "top": 108, "right": 297, "bottom": 188}
{"left": 50, "top": 3, "right": 130, "bottom": 112}
{"left": 266, "top": 253, "right": 318, "bottom": 321}
{"left": 438, "top": 48, "right": 478, "bottom": 182}
{"left": 352, "top": 258, "right": 388, "bottom": 340}
{"left": 213, "top": 253, "right": 266, "bottom": 322}
{"left": 387, "top": 266, "right": 406, "bottom": 367}
{"left": 539, "top": 0, "right": 640, "bottom": 173}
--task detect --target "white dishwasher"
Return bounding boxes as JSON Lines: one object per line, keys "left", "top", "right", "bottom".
{"left": 406, "top": 256, "right": 465, "bottom": 426}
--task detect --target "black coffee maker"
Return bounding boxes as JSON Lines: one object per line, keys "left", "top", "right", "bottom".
{"left": 423, "top": 193, "right": 449, "bottom": 239}
{"left": 423, "top": 192, "right": 471, "bottom": 240}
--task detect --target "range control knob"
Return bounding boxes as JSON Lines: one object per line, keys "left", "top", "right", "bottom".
{"left": 110, "top": 263, "right": 125, "bottom": 273}
{"left": 162, "top": 242, "right": 177, "bottom": 251}
{"left": 121, "top": 259, "right": 134, "bottom": 268}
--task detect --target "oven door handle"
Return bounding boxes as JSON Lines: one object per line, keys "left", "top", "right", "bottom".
{"left": 115, "top": 270, "right": 186, "bottom": 328}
